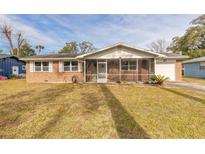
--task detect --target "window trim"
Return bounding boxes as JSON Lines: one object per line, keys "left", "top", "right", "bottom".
{"left": 34, "top": 61, "right": 50, "bottom": 72}
{"left": 63, "top": 60, "right": 79, "bottom": 72}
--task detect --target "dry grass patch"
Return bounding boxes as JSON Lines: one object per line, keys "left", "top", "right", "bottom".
{"left": 0, "top": 80, "right": 205, "bottom": 138}
{"left": 182, "top": 76, "right": 205, "bottom": 85}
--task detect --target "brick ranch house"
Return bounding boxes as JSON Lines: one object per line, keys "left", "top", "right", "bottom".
{"left": 21, "top": 43, "right": 188, "bottom": 83}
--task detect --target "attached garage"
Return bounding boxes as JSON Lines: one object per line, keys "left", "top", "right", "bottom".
{"left": 155, "top": 60, "right": 176, "bottom": 81}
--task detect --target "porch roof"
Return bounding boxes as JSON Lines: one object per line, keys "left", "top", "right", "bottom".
{"left": 77, "top": 42, "right": 166, "bottom": 59}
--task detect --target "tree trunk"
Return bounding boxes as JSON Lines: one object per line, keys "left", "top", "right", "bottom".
{"left": 5, "top": 34, "right": 14, "bottom": 55}
{"left": 0, "top": 25, "right": 14, "bottom": 55}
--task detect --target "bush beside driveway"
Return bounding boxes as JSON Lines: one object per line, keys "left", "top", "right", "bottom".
{"left": 0, "top": 80, "right": 205, "bottom": 139}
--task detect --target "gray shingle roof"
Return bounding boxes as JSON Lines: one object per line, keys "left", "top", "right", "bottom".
{"left": 0, "top": 54, "right": 21, "bottom": 60}
{"left": 27, "top": 53, "right": 80, "bottom": 58}
{"left": 158, "top": 52, "right": 188, "bottom": 59}
{"left": 21, "top": 53, "right": 82, "bottom": 61}
{"left": 183, "top": 56, "right": 205, "bottom": 64}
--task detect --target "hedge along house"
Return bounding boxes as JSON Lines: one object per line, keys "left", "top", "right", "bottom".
{"left": 21, "top": 43, "right": 188, "bottom": 83}
{"left": 183, "top": 56, "right": 205, "bottom": 78}
{"left": 0, "top": 54, "right": 26, "bottom": 77}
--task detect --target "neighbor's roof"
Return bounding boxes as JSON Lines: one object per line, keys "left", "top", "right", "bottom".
{"left": 0, "top": 54, "right": 13, "bottom": 59}
{"left": 20, "top": 53, "right": 81, "bottom": 61}
{"left": 183, "top": 56, "right": 205, "bottom": 64}
{"left": 158, "top": 52, "right": 189, "bottom": 59}
{"left": 0, "top": 54, "right": 20, "bottom": 60}
{"left": 77, "top": 42, "right": 166, "bottom": 58}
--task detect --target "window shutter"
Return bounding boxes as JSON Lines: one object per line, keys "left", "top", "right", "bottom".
{"left": 30, "top": 61, "right": 34, "bottom": 72}
{"left": 59, "top": 61, "right": 63, "bottom": 72}
{"left": 49, "top": 61, "right": 53, "bottom": 72}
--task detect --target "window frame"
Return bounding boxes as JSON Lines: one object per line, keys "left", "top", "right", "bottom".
{"left": 42, "top": 61, "right": 49, "bottom": 72}
{"left": 121, "top": 60, "right": 137, "bottom": 71}
{"left": 63, "top": 61, "right": 71, "bottom": 72}
{"left": 34, "top": 61, "right": 50, "bottom": 72}
{"left": 63, "top": 60, "right": 79, "bottom": 72}
{"left": 200, "top": 62, "right": 205, "bottom": 70}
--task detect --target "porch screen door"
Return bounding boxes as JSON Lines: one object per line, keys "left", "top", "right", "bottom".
{"left": 97, "top": 62, "right": 107, "bottom": 83}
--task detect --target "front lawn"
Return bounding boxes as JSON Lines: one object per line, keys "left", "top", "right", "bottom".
{"left": 182, "top": 76, "right": 205, "bottom": 85}
{"left": 0, "top": 80, "right": 205, "bottom": 138}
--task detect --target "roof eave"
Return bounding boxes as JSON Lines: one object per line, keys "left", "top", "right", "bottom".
{"left": 183, "top": 61, "right": 202, "bottom": 64}
{"left": 165, "top": 56, "right": 189, "bottom": 60}
{"left": 20, "top": 57, "right": 77, "bottom": 61}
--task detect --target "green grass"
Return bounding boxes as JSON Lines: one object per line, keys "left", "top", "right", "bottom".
{"left": 182, "top": 76, "right": 205, "bottom": 85}
{"left": 0, "top": 80, "right": 205, "bottom": 139}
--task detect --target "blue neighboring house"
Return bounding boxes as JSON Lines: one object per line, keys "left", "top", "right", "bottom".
{"left": 183, "top": 56, "right": 205, "bottom": 78}
{"left": 0, "top": 54, "right": 26, "bottom": 77}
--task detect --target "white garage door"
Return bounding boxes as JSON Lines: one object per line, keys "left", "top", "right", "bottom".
{"left": 155, "top": 63, "right": 176, "bottom": 81}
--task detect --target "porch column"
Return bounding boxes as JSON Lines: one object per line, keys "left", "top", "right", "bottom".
{"left": 154, "top": 58, "right": 156, "bottom": 75}
{"left": 106, "top": 59, "right": 108, "bottom": 82}
{"left": 149, "top": 58, "right": 151, "bottom": 79}
{"left": 119, "top": 57, "right": 121, "bottom": 82}
{"left": 136, "top": 58, "right": 138, "bottom": 82}
{"left": 84, "top": 60, "right": 86, "bottom": 83}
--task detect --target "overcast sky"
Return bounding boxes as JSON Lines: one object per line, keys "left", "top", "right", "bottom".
{"left": 0, "top": 14, "right": 199, "bottom": 54}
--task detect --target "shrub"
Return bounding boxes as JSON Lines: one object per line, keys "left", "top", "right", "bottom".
{"left": 9, "top": 74, "right": 19, "bottom": 80}
{"left": 18, "top": 74, "right": 26, "bottom": 79}
{"left": 9, "top": 74, "right": 25, "bottom": 80}
{"left": 0, "top": 75, "right": 8, "bottom": 80}
{"left": 144, "top": 80, "right": 158, "bottom": 84}
{"left": 150, "top": 74, "right": 169, "bottom": 85}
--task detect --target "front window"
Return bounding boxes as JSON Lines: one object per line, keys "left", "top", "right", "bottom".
{"left": 71, "top": 61, "right": 78, "bottom": 71}
{"left": 64, "top": 61, "right": 70, "bottom": 71}
{"left": 34, "top": 62, "right": 41, "bottom": 72}
{"left": 63, "top": 61, "right": 78, "bottom": 72}
{"left": 122, "top": 61, "right": 128, "bottom": 70}
{"left": 34, "top": 61, "right": 49, "bottom": 72}
{"left": 121, "top": 60, "right": 137, "bottom": 71}
{"left": 129, "top": 61, "right": 137, "bottom": 70}
{"left": 200, "top": 62, "right": 205, "bottom": 70}
{"left": 42, "top": 62, "right": 49, "bottom": 72}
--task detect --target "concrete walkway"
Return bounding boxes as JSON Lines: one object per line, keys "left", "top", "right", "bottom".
{"left": 167, "top": 81, "right": 205, "bottom": 92}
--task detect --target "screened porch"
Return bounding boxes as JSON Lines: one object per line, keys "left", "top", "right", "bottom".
{"left": 84, "top": 58, "right": 155, "bottom": 83}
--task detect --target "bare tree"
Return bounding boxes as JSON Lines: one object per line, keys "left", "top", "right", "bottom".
{"left": 0, "top": 24, "right": 26, "bottom": 56}
{"left": 16, "top": 32, "right": 25, "bottom": 56}
{"left": 148, "top": 39, "right": 168, "bottom": 53}
{"left": 0, "top": 24, "right": 14, "bottom": 55}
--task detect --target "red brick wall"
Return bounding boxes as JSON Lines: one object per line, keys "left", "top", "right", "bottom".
{"left": 138, "top": 59, "right": 149, "bottom": 81}
{"left": 26, "top": 61, "right": 84, "bottom": 83}
{"left": 175, "top": 60, "right": 182, "bottom": 81}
